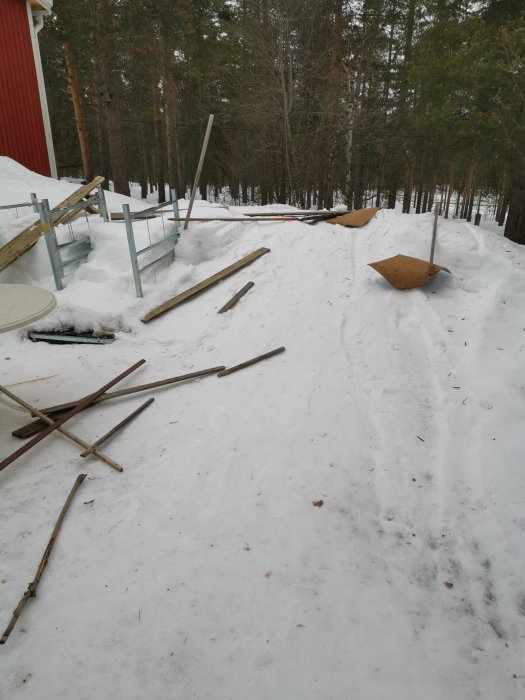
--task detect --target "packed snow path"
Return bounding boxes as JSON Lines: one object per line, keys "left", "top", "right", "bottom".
{"left": 1, "top": 162, "right": 524, "bottom": 699}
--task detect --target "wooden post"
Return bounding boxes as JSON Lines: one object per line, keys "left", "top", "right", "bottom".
{"left": 1, "top": 474, "right": 86, "bottom": 645}
{"left": 184, "top": 115, "right": 214, "bottom": 230}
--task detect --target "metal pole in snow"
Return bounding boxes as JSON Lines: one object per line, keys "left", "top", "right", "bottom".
{"left": 429, "top": 204, "right": 439, "bottom": 265}
{"left": 184, "top": 114, "right": 214, "bottom": 231}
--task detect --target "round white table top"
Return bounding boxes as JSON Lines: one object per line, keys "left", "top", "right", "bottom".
{"left": 0, "top": 284, "right": 57, "bottom": 333}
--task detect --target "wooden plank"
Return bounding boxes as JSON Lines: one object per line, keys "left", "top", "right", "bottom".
{"left": 0, "top": 474, "right": 86, "bottom": 645}
{"left": 217, "top": 347, "right": 285, "bottom": 377}
{"left": 142, "top": 247, "right": 270, "bottom": 323}
{"left": 12, "top": 366, "right": 225, "bottom": 439}
{"left": 0, "top": 177, "right": 105, "bottom": 273}
{"left": 110, "top": 211, "right": 159, "bottom": 221}
{"left": 218, "top": 281, "right": 254, "bottom": 313}
{"left": 0, "top": 359, "right": 144, "bottom": 474}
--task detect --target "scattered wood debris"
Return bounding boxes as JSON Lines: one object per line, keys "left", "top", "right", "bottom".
{"left": 217, "top": 347, "right": 285, "bottom": 377}
{"left": 0, "top": 360, "right": 144, "bottom": 473}
{"left": 218, "top": 282, "right": 254, "bottom": 314}
{"left": 13, "top": 365, "right": 225, "bottom": 440}
{"left": 0, "top": 384, "right": 124, "bottom": 473}
{"left": 141, "top": 248, "right": 270, "bottom": 323}
{"left": 0, "top": 474, "right": 86, "bottom": 645}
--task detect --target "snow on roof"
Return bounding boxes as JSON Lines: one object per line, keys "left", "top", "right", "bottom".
{"left": 29, "top": 0, "right": 53, "bottom": 13}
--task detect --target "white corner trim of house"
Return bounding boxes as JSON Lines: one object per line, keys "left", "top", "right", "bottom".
{"left": 27, "top": 0, "right": 58, "bottom": 178}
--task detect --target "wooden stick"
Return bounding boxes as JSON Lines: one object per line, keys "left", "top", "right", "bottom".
{"left": 142, "top": 248, "right": 270, "bottom": 323}
{"left": 184, "top": 114, "right": 214, "bottom": 230}
{"left": 0, "top": 360, "right": 145, "bottom": 473}
{"left": 0, "top": 386, "right": 124, "bottom": 473}
{"left": 80, "top": 398, "right": 154, "bottom": 458}
{"left": 217, "top": 347, "right": 285, "bottom": 377}
{"left": 0, "top": 474, "right": 86, "bottom": 645}
{"left": 13, "top": 366, "right": 225, "bottom": 440}
{"left": 218, "top": 282, "right": 254, "bottom": 313}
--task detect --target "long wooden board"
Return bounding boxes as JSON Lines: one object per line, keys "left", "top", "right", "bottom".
{"left": 142, "top": 247, "right": 270, "bottom": 323}
{"left": 0, "top": 177, "right": 105, "bottom": 273}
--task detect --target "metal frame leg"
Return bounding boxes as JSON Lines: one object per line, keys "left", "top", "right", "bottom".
{"left": 123, "top": 204, "right": 143, "bottom": 297}
{"left": 39, "top": 199, "right": 63, "bottom": 291}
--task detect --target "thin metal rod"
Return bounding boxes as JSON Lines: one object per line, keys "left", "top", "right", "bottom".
{"left": 13, "top": 366, "right": 225, "bottom": 439}
{"left": 0, "top": 360, "right": 145, "bottom": 473}
{"left": 172, "top": 217, "right": 298, "bottom": 223}
{"left": 0, "top": 474, "right": 86, "bottom": 645}
{"left": 242, "top": 210, "right": 344, "bottom": 217}
{"left": 429, "top": 204, "right": 439, "bottom": 264}
{"left": 80, "top": 398, "right": 154, "bottom": 458}
{"left": 0, "top": 385, "right": 124, "bottom": 473}
{"left": 218, "top": 347, "right": 285, "bottom": 377}
{"left": 184, "top": 115, "right": 214, "bottom": 230}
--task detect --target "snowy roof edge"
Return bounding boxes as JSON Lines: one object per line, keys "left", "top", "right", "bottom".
{"left": 30, "top": 0, "right": 53, "bottom": 14}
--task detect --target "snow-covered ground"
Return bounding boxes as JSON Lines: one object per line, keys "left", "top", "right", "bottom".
{"left": 1, "top": 158, "right": 524, "bottom": 700}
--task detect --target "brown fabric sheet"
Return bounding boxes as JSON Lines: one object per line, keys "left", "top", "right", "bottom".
{"left": 327, "top": 207, "right": 381, "bottom": 227}
{"left": 368, "top": 254, "right": 447, "bottom": 289}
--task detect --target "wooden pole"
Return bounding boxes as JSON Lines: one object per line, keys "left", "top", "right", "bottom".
{"left": 13, "top": 366, "right": 225, "bottom": 440}
{"left": 184, "top": 115, "right": 214, "bottom": 230}
{"left": 218, "top": 282, "right": 254, "bottom": 313}
{"left": 0, "top": 473, "right": 86, "bottom": 645}
{"left": 80, "top": 398, "right": 154, "bottom": 458}
{"left": 0, "top": 386, "right": 124, "bottom": 473}
{"left": 217, "top": 347, "right": 285, "bottom": 377}
{"left": 0, "top": 360, "right": 145, "bottom": 473}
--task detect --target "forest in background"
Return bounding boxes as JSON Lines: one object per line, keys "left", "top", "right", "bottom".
{"left": 40, "top": 0, "right": 525, "bottom": 242}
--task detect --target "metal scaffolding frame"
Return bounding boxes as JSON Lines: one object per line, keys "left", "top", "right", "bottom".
{"left": 123, "top": 189, "right": 180, "bottom": 298}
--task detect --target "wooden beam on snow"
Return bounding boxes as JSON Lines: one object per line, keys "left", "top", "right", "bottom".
{"left": 218, "top": 282, "right": 254, "bottom": 313}
{"left": 217, "top": 347, "right": 285, "bottom": 377}
{"left": 0, "top": 474, "right": 86, "bottom": 645}
{"left": 141, "top": 247, "right": 270, "bottom": 323}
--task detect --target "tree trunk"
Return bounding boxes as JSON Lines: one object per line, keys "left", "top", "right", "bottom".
{"left": 152, "top": 77, "right": 165, "bottom": 203}
{"left": 504, "top": 181, "right": 525, "bottom": 244}
{"left": 63, "top": 41, "right": 92, "bottom": 181}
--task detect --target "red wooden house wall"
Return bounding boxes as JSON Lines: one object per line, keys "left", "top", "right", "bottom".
{"left": 0, "top": 0, "right": 51, "bottom": 176}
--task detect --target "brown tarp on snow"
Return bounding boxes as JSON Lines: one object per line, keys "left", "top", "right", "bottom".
{"left": 368, "top": 254, "right": 447, "bottom": 289}
{"left": 327, "top": 207, "right": 381, "bottom": 227}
